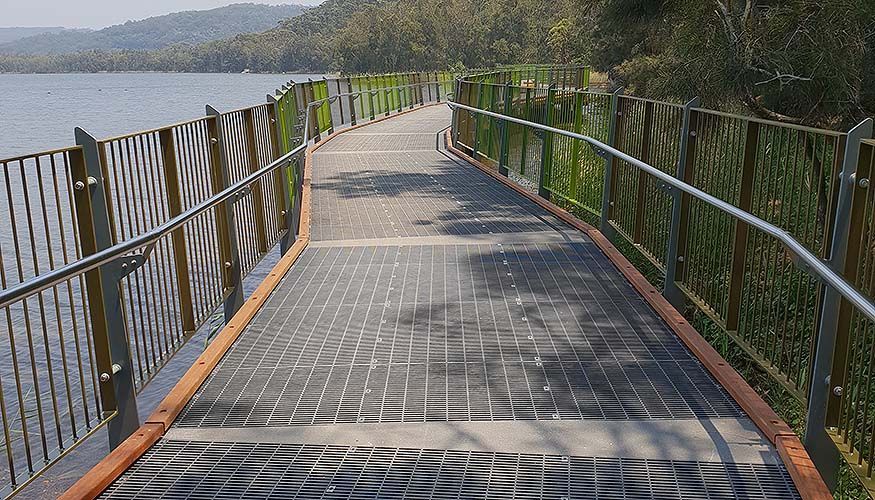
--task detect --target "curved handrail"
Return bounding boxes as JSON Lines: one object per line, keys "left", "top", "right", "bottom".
{"left": 0, "top": 141, "right": 307, "bottom": 311}
{"left": 446, "top": 100, "right": 875, "bottom": 324}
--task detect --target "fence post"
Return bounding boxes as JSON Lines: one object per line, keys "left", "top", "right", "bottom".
{"left": 348, "top": 82, "right": 358, "bottom": 127}
{"left": 205, "top": 106, "right": 244, "bottom": 322}
{"left": 305, "top": 79, "right": 321, "bottom": 142}
{"left": 157, "top": 128, "right": 196, "bottom": 336}
{"left": 72, "top": 128, "right": 140, "bottom": 448}
{"left": 724, "top": 121, "right": 759, "bottom": 333}
{"left": 367, "top": 78, "right": 376, "bottom": 120}
{"left": 243, "top": 108, "right": 269, "bottom": 254}
{"left": 663, "top": 97, "right": 701, "bottom": 310}
{"left": 537, "top": 84, "right": 556, "bottom": 200}
{"left": 472, "top": 82, "right": 484, "bottom": 161}
{"left": 568, "top": 90, "right": 585, "bottom": 203}
{"left": 498, "top": 82, "right": 512, "bottom": 177}
{"left": 804, "top": 118, "right": 873, "bottom": 490}
{"left": 268, "top": 95, "right": 295, "bottom": 254}
{"left": 520, "top": 87, "right": 531, "bottom": 176}
{"left": 598, "top": 88, "right": 624, "bottom": 236}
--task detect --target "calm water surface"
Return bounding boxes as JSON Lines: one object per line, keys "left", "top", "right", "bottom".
{"left": 0, "top": 72, "right": 324, "bottom": 158}
{"left": 0, "top": 72, "right": 322, "bottom": 497}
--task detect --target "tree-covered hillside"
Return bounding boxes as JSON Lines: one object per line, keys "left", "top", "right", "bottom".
{"left": 1, "top": 0, "right": 872, "bottom": 130}
{"left": 0, "top": 3, "right": 307, "bottom": 55}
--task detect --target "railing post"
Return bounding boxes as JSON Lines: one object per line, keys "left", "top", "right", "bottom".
{"left": 472, "top": 82, "right": 484, "bottom": 160}
{"left": 242, "top": 108, "right": 269, "bottom": 254}
{"left": 451, "top": 78, "right": 462, "bottom": 148}
{"left": 497, "top": 82, "right": 511, "bottom": 177}
{"left": 520, "top": 87, "right": 531, "bottom": 176}
{"left": 804, "top": 118, "right": 874, "bottom": 490}
{"left": 349, "top": 86, "right": 358, "bottom": 127}
{"left": 72, "top": 128, "right": 140, "bottom": 448}
{"left": 724, "top": 121, "right": 759, "bottom": 333}
{"left": 663, "top": 97, "right": 701, "bottom": 310}
{"left": 335, "top": 78, "right": 345, "bottom": 126}
{"left": 598, "top": 88, "right": 623, "bottom": 236}
{"left": 568, "top": 89, "right": 585, "bottom": 202}
{"left": 268, "top": 95, "right": 295, "bottom": 254}
{"left": 305, "top": 79, "right": 321, "bottom": 142}
{"left": 367, "top": 78, "right": 376, "bottom": 120}
{"left": 157, "top": 128, "right": 196, "bottom": 336}
{"left": 537, "top": 83, "right": 556, "bottom": 200}
{"left": 205, "top": 106, "right": 244, "bottom": 322}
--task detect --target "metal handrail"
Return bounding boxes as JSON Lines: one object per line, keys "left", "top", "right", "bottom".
{"left": 0, "top": 141, "right": 306, "bottom": 311}
{"left": 0, "top": 78, "right": 455, "bottom": 311}
{"left": 446, "top": 100, "right": 875, "bottom": 324}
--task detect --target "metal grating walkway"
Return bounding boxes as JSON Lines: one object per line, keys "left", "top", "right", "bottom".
{"left": 100, "top": 106, "right": 801, "bottom": 499}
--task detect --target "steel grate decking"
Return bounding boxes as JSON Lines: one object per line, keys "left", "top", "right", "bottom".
{"left": 100, "top": 441, "right": 800, "bottom": 499}
{"left": 175, "top": 241, "right": 743, "bottom": 427}
{"left": 99, "top": 105, "right": 800, "bottom": 498}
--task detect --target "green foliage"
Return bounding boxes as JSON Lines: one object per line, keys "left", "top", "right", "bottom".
{"left": 0, "top": 4, "right": 307, "bottom": 56}
{"left": 594, "top": 0, "right": 875, "bottom": 129}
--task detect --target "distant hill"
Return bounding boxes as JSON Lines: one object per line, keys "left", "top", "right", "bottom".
{"left": 0, "top": 3, "right": 308, "bottom": 55}
{"left": 0, "top": 27, "right": 85, "bottom": 44}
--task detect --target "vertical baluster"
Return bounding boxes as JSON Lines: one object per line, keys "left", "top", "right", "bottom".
{"left": 724, "top": 121, "right": 759, "bottom": 332}
{"left": 632, "top": 101, "right": 655, "bottom": 244}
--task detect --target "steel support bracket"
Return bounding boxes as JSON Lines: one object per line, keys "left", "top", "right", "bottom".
{"left": 102, "top": 246, "right": 154, "bottom": 281}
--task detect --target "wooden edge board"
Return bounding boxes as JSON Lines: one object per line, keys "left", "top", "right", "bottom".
{"left": 444, "top": 130, "right": 832, "bottom": 500}
{"left": 61, "top": 103, "right": 444, "bottom": 500}
{"left": 777, "top": 435, "right": 834, "bottom": 500}
{"left": 58, "top": 424, "right": 163, "bottom": 500}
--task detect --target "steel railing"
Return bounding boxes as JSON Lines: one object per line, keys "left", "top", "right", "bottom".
{"left": 0, "top": 68, "right": 462, "bottom": 497}
{"left": 449, "top": 80, "right": 875, "bottom": 494}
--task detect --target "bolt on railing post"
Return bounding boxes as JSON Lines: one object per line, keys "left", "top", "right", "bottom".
{"left": 72, "top": 128, "right": 140, "bottom": 449}
{"left": 598, "top": 87, "right": 624, "bottom": 236}
{"left": 724, "top": 120, "right": 759, "bottom": 333}
{"left": 267, "top": 95, "right": 295, "bottom": 254}
{"left": 205, "top": 105, "right": 244, "bottom": 322}
{"left": 242, "top": 108, "right": 269, "bottom": 254}
{"left": 497, "top": 82, "right": 512, "bottom": 177}
{"left": 804, "top": 118, "right": 874, "bottom": 491}
{"left": 663, "top": 97, "right": 701, "bottom": 310}
{"left": 157, "top": 128, "right": 196, "bottom": 336}
{"left": 537, "top": 83, "right": 556, "bottom": 200}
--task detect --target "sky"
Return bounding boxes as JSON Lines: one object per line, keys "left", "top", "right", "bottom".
{"left": 1, "top": 0, "right": 323, "bottom": 29}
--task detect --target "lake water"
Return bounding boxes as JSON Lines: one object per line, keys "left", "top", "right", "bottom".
{"left": 0, "top": 73, "right": 324, "bottom": 158}
{"left": 0, "top": 72, "right": 322, "bottom": 497}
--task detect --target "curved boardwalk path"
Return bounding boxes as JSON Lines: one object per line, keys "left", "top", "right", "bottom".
{"left": 98, "top": 106, "right": 801, "bottom": 498}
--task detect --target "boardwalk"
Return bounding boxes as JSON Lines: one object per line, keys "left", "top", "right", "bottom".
{"left": 96, "top": 106, "right": 801, "bottom": 498}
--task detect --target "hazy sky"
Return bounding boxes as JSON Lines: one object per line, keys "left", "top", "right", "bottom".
{"left": 1, "top": 0, "right": 322, "bottom": 29}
